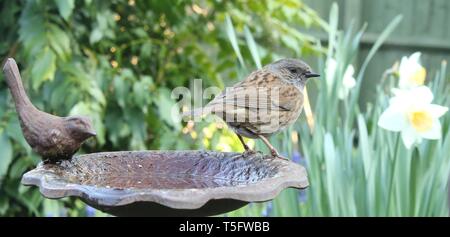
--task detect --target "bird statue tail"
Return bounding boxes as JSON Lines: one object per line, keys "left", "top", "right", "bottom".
{"left": 2, "top": 58, "right": 36, "bottom": 110}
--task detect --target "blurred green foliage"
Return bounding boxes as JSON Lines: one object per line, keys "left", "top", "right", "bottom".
{"left": 0, "top": 0, "right": 325, "bottom": 216}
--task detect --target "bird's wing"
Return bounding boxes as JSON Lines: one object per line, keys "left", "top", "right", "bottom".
{"left": 270, "top": 81, "right": 304, "bottom": 112}
{"left": 207, "top": 86, "right": 275, "bottom": 110}
{"left": 207, "top": 75, "right": 302, "bottom": 112}
{"left": 39, "top": 128, "right": 63, "bottom": 149}
{"left": 182, "top": 70, "right": 303, "bottom": 119}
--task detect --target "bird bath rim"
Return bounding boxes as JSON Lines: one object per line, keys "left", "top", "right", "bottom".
{"left": 21, "top": 150, "right": 308, "bottom": 213}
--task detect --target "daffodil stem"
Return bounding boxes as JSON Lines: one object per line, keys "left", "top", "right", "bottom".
{"left": 386, "top": 134, "right": 401, "bottom": 215}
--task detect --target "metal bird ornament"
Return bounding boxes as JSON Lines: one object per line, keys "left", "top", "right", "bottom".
{"left": 2, "top": 58, "right": 97, "bottom": 163}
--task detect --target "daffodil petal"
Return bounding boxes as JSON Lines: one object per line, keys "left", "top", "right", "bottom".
{"left": 389, "top": 98, "right": 407, "bottom": 109}
{"left": 409, "top": 52, "right": 422, "bottom": 63}
{"left": 378, "top": 106, "right": 407, "bottom": 132}
{"left": 420, "top": 119, "right": 442, "bottom": 140}
{"left": 391, "top": 88, "right": 403, "bottom": 96}
{"left": 343, "top": 65, "right": 355, "bottom": 87}
{"left": 398, "top": 57, "right": 408, "bottom": 76}
{"left": 338, "top": 86, "right": 350, "bottom": 100}
{"left": 413, "top": 86, "right": 434, "bottom": 104}
{"left": 326, "top": 58, "right": 337, "bottom": 89}
{"left": 398, "top": 75, "right": 409, "bottom": 89}
{"left": 401, "top": 127, "right": 420, "bottom": 149}
{"left": 398, "top": 52, "right": 425, "bottom": 89}
{"left": 427, "top": 104, "right": 449, "bottom": 118}
{"left": 388, "top": 93, "right": 410, "bottom": 111}
{"left": 343, "top": 75, "right": 356, "bottom": 88}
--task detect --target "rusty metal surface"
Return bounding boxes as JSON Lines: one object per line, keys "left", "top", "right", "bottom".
{"left": 21, "top": 150, "right": 308, "bottom": 216}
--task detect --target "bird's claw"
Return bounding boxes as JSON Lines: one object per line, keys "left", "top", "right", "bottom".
{"left": 271, "top": 150, "right": 289, "bottom": 161}
{"left": 242, "top": 149, "right": 256, "bottom": 158}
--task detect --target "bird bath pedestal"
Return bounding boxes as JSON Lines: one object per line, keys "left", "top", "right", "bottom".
{"left": 21, "top": 150, "right": 308, "bottom": 216}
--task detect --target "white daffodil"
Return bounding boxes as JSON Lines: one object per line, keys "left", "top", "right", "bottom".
{"left": 325, "top": 58, "right": 356, "bottom": 99}
{"left": 339, "top": 64, "right": 356, "bottom": 99}
{"left": 378, "top": 86, "right": 448, "bottom": 149}
{"left": 325, "top": 58, "right": 337, "bottom": 90}
{"left": 398, "top": 52, "right": 427, "bottom": 89}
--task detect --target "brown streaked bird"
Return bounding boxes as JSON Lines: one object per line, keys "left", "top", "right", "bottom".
{"left": 2, "top": 58, "right": 96, "bottom": 163}
{"left": 183, "top": 58, "right": 319, "bottom": 160}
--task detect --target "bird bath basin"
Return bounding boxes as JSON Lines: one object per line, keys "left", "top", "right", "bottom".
{"left": 21, "top": 150, "right": 308, "bottom": 216}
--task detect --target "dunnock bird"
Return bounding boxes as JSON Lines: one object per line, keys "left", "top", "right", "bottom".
{"left": 2, "top": 58, "right": 96, "bottom": 163}
{"left": 183, "top": 58, "right": 319, "bottom": 160}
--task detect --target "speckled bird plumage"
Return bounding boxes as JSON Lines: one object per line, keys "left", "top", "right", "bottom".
{"left": 2, "top": 58, "right": 97, "bottom": 163}
{"left": 184, "top": 58, "right": 319, "bottom": 159}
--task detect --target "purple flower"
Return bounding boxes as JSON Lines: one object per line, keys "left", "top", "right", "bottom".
{"left": 297, "top": 189, "right": 308, "bottom": 203}
{"left": 45, "top": 206, "right": 67, "bottom": 217}
{"left": 85, "top": 205, "right": 96, "bottom": 217}
{"left": 261, "top": 201, "right": 273, "bottom": 217}
{"left": 59, "top": 208, "right": 68, "bottom": 217}
{"left": 292, "top": 151, "right": 306, "bottom": 165}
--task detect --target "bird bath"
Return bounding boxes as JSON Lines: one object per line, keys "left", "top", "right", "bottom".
{"left": 21, "top": 150, "right": 308, "bottom": 216}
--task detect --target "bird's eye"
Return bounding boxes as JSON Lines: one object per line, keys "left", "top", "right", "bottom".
{"left": 289, "top": 68, "right": 298, "bottom": 74}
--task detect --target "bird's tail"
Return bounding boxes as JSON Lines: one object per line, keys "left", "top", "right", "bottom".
{"left": 2, "top": 58, "right": 36, "bottom": 110}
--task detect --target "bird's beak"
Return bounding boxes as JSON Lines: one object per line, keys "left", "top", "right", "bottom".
{"left": 87, "top": 130, "right": 97, "bottom": 137}
{"left": 305, "top": 72, "right": 320, "bottom": 78}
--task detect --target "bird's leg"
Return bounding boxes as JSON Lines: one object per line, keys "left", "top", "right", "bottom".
{"left": 257, "top": 135, "right": 289, "bottom": 160}
{"left": 237, "top": 134, "right": 255, "bottom": 157}
{"left": 237, "top": 134, "right": 250, "bottom": 151}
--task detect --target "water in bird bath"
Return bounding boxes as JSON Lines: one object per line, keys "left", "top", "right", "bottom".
{"left": 45, "top": 150, "right": 280, "bottom": 190}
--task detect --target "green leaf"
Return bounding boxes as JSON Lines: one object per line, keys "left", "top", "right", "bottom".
{"left": 113, "top": 73, "right": 130, "bottom": 108}
{"left": 48, "top": 24, "right": 71, "bottom": 60}
{"left": 126, "top": 109, "right": 147, "bottom": 150}
{"left": 89, "top": 28, "right": 103, "bottom": 44}
{"left": 31, "top": 47, "right": 56, "bottom": 90}
{"left": 156, "top": 88, "right": 181, "bottom": 130}
{"left": 0, "top": 132, "right": 13, "bottom": 180}
{"left": 5, "top": 119, "right": 31, "bottom": 154}
{"left": 357, "top": 114, "right": 372, "bottom": 178}
{"left": 54, "top": 0, "right": 75, "bottom": 20}
{"left": 89, "top": 86, "right": 106, "bottom": 106}
{"left": 323, "top": 133, "right": 338, "bottom": 215}
{"left": 244, "top": 26, "right": 262, "bottom": 69}
{"left": 43, "top": 199, "right": 63, "bottom": 217}
{"left": 225, "top": 14, "right": 246, "bottom": 69}
{"left": 8, "top": 156, "right": 32, "bottom": 179}
{"left": 0, "top": 195, "right": 8, "bottom": 215}
{"left": 132, "top": 28, "right": 147, "bottom": 38}
{"left": 19, "top": 2, "right": 46, "bottom": 57}
{"left": 140, "top": 42, "right": 152, "bottom": 58}
{"left": 69, "top": 101, "right": 90, "bottom": 116}
{"left": 327, "top": 3, "right": 338, "bottom": 58}
{"left": 280, "top": 34, "right": 300, "bottom": 55}
{"left": 69, "top": 102, "right": 106, "bottom": 145}
{"left": 133, "top": 77, "right": 152, "bottom": 113}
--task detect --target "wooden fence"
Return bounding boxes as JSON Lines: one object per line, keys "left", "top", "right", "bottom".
{"left": 304, "top": 0, "right": 450, "bottom": 103}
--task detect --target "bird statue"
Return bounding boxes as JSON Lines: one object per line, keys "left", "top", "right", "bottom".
{"left": 2, "top": 58, "right": 96, "bottom": 163}
{"left": 183, "top": 58, "right": 319, "bottom": 160}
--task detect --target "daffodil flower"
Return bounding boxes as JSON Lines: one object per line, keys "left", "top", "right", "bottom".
{"left": 378, "top": 86, "right": 448, "bottom": 149}
{"left": 325, "top": 58, "right": 356, "bottom": 99}
{"left": 398, "top": 52, "right": 427, "bottom": 89}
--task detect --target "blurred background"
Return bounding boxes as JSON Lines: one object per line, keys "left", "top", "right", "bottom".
{"left": 0, "top": 0, "right": 449, "bottom": 217}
